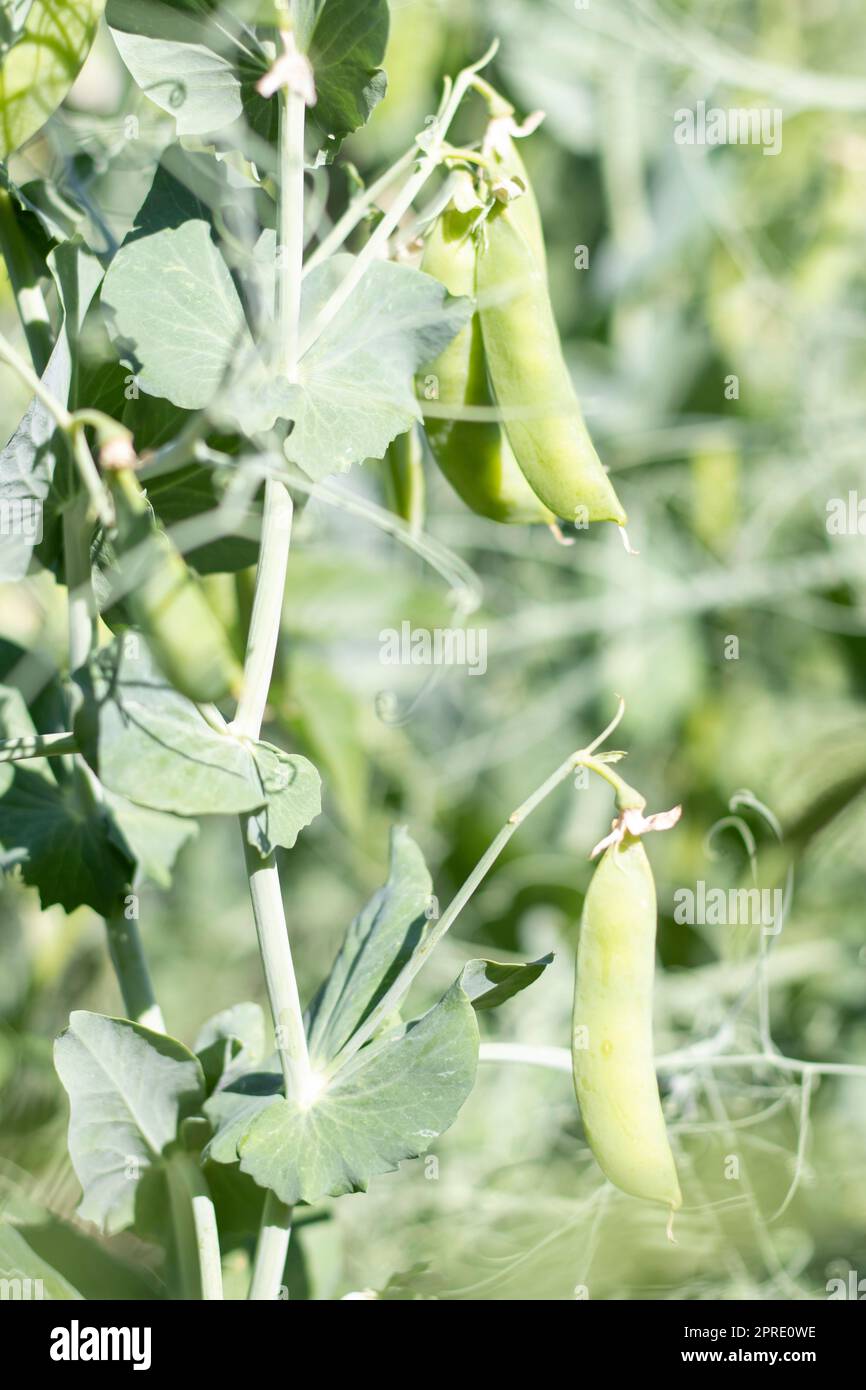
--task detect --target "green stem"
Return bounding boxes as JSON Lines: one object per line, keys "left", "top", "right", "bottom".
{"left": 298, "top": 42, "right": 499, "bottom": 359}
{"left": 104, "top": 910, "right": 166, "bottom": 1033}
{"left": 166, "top": 1155, "right": 224, "bottom": 1301}
{"left": 0, "top": 325, "right": 71, "bottom": 429}
{"left": 248, "top": 1193, "right": 292, "bottom": 1301}
{"left": 0, "top": 731, "right": 77, "bottom": 762}
{"left": 302, "top": 146, "right": 416, "bottom": 277}
{"left": 238, "top": 26, "right": 310, "bottom": 1302}
{"left": 0, "top": 188, "right": 53, "bottom": 375}
{"left": 328, "top": 742, "right": 595, "bottom": 1074}
{"left": 62, "top": 497, "right": 96, "bottom": 676}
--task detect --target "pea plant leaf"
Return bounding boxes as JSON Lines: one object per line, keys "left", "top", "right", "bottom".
{"left": 459, "top": 953, "right": 555, "bottom": 1011}
{"left": 195, "top": 1002, "right": 266, "bottom": 1094}
{"left": 246, "top": 742, "right": 323, "bottom": 857}
{"left": 75, "top": 639, "right": 322, "bottom": 849}
{"left": 0, "top": 238, "right": 103, "bottom": 582}
{"left": 206, "top": 831, "right": 552, "bottom": 1205}
{"left": 285, "top": 255, "right": 473, "bottom": 479}
{"left": 102, "top": 217, "right": 267, "bottom": 414}
{"left": 54, "top": 1012, "right": 205, "bottom": 1234}
{"left": 296, "top": 0, "right": 389, "bottom": 155}
{"left": 305, "top": 826, "right": 433, "bottom": 1066}
{"left": 206, "top": 974, "right": 479, "bottom": 1206}
{"left": 0, "top": 0, "right": 105, "bottom": 158}
{"left": 0, "top": 1224, "right": 83, "bottom": 1301}
{"left": 0, "top": 683, "right": 136, "bottom": 916}
{"left": 103, "top": 790, "right": 198, "bottom": 890}
{"left": 107, "top": 0, "right": 274, "bottom": 142}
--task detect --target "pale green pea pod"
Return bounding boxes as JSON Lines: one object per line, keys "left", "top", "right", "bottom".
{"left": 572, "top": 833, "right": 682, "bottom": 1213}
{"left": 476, "top": 203, "right": 627, "bottom": 527}
{"left": 382, "top": 426, "right": 425, "bottom": 534}
{"left": 109, "top": 469, "right": 242, "bottom": 704}
{"left": 419, "top": 185, "right": 555, "bottom": 526}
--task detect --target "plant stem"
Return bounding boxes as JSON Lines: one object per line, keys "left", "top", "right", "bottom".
{"left": 166, "top": 1155, "right": 224, "bottom": 1300}
{"left": 329, "top": 741, "right": 596, "bottom": 1073}
{"left": 0, "top": 188, "right": 53, "bottom": 375}
{"left": 248, "top": 1193, "right": 292, "bottom": 1301}
{"left": 302, "top": 146, "right": 416, "bottom": 277}
{"left": 0, "top": 731, "right": 78, "bottom": 762}
{"left": 477, "top": 1042, "right": 866, "bottom": 1082}
{"left": 298, "top": 42, "right": 499, "bottom": 359}
{"left": 104, "top": 910, "right": 166, "bottom": 1033}
{"left": 277, "top": 83, "right": 306, "bottom": 378}
{"left": 62, "top": 496, "right": 96, "bottom": 676}
{"left": 238, "top": 32, "right": 309, "bottom": 1301}
{"left": 0, "top": 324, "right": 71, "bottom": 428}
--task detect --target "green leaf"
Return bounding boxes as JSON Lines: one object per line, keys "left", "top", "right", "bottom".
{"left": 285, "top": 256, "right": 472, "bottom": 479}
{"left": 54, "top": 1011, "right": 205, "bottom": 1234}
{"left": 103, "top": 791, "right": 198, "bottom": 889}
{"left": 0, "top": 1223, "right": 83, "bottom": 1300}
{"left": 207, "top": 974, "right": 479, "bottom": 1206}
{"left": 245, "top": 742, "right": 322, "bottom": 857}
{"left": 0, "top": 765, "right": 134, "bottom": 915}
{"left": 0, "top": 239, "right": 102, "bottom": 581}
{"left": 297, "top": 0, "right": 389, "bottom": 152}
{"left": 306, "top": 826, "right": 433, "bottom": 1065}
{"left": 0, "top": 691, "right": 135, "bottom": 914}
{"left": 102, "top": 217, "right": 256, "bottom": 410}
{"left": 459, "top": 954, "right": 555, "bottom": 1011}
{"left": 75, "top": 638, "right": 264, "bottom": 817}
{"left": 195, "top": 1002, "right": 266, "bottom": 1094}
{"left": 0, "top": 0, "right": 105, "bottom": 158}
{"left": 107, "top": 0, "right": 273, "bottom": 141}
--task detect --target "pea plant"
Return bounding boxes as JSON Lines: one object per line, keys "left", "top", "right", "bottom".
{"left": 0, "top": 1, "right": 687, "bottom": 1300}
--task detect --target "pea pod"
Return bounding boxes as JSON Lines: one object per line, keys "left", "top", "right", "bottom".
{"left": 109, "top": 468, "right": 241, "bottom": 704}
{"left": 382, "top": 426, "right": 425, "bottom": 534}
{"left": 571, "top": 832, "right": 681, "bottom": 1212}
{"left": 477, "top": 201, "right": 627, "bottom": 526}
{"left": 420, "top": 185, "right": 554, "bottom": 526}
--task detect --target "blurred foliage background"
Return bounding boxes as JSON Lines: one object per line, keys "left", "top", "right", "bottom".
{"left": 1, "top": 0, "right": 866, "bottom": 1299}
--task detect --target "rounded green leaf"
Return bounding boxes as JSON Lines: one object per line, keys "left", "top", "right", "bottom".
{"left": 0, "top": 1, "right": 106, "bottom": 159}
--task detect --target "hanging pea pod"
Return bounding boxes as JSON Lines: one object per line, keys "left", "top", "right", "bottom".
{"left": 382, "top": 426, "right": 425, "bottom": 535}
{"left": 572, "top": 801, "right": 682, "bottom": 1217}
{"left": 419, "top": 177, "right": 555, "bottom": 526}
{"left": 476, "top": 173, "right": 627, "bottom": 527}
{"left": 108, "top": 466, "right": 241, "bottom": 704}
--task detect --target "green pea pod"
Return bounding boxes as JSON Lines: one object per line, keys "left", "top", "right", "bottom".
{"left": 484, "top": 126, "right": 547, "bottom": 272}
{"left": 477, "top": 205, "right": 627, "bottom": 527}
{"left": 382, "top": 426, "right": 425, "bottom": 534}
{"left": 420, "top": 187, "right": 554, "bottom": 526}
{"left": 109, "top": 469, "right": 241, "bottom": 704}
{"left": 571, "top": 833, "right": 682, "bottom": 1211}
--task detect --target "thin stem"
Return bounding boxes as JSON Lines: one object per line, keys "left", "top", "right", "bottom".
{"left": 62, "top": 497, "right": 96, "bottom": 675}
{"left": 298, "top": 42, "right": 499, "bottom": 360}
{"left": 477, "top": 1042, "right": 866, "bottom": 1082}
{"left": 0, "top": 188, "right": 53, "bottom": 375}
{"left": 303, "top": 146, "right": 416, "bottom": 277}
{"left": 238, "top": 23, "right": 309, "bottom": 1303}
{"left": 0, "top": 325, "right": 71, "bottom": 430}
{"left": 276, "top": 82, "right": 306, "bottom": 379}
{"left": 166, "top": 1155, "right": 224, "bottom": 1301}
{"left": 104, "top": 910, "right": 166, "bottom": 1033}
{"left": 248, "top": 1193, "right": 292, "bottom": 1301}
{"left": 328, "top": 743, "right": 589, "bottom": 1074}
{"left": 0, "top": 731, "right": 78, "bottom": 762}
{"left": 243, "top": 840, "right": 310, "bottom": 1100}
{"left": 233, "top": 484, "right": 293, "bottom": 739}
